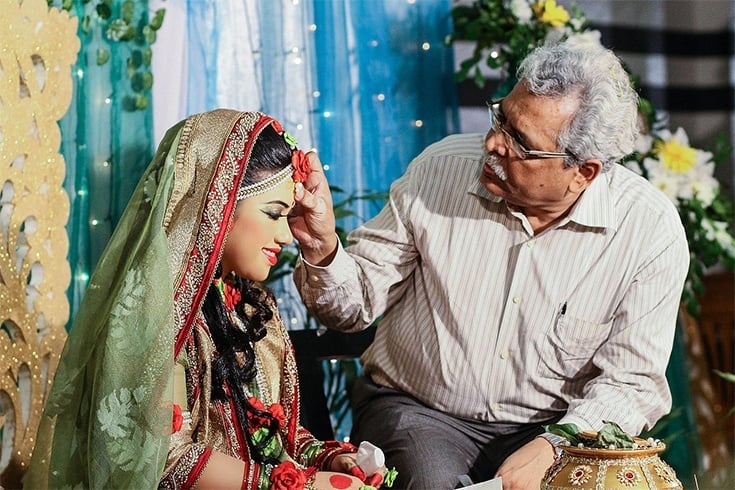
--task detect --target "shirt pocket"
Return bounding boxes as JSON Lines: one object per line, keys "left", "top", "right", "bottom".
{"left": 535, "top": 314, "right": 613, "bottom": 380}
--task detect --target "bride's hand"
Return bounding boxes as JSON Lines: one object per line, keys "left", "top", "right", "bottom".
{"left": 310, "top": 471, "right": 364, "bottom": 490}
{"left": 330, "top": 453, "right": 387, "bottom": 488}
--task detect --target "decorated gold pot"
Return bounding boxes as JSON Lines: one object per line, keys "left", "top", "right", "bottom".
{"left": 541, "top": 437, "right": 682, "bottom": 490}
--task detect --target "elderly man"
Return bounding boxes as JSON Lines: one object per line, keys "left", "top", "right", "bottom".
{"left": 289, "top": 39, "right": 689, "bottom": 489}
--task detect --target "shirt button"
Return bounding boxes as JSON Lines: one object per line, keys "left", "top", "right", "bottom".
{"left": 512, "top": 296, "right": 521, "bottom": 304}
{"left": 491, "top": 403, "right": 501, "bottom": 412}
{"left": 526, "top": 241, "right": 535, "bottom": 249}
{"left": 310, "top": 275, "right": 320, "bottom": 282}
{"left": 499, "top": 351, "right": 509, "bottom": 360}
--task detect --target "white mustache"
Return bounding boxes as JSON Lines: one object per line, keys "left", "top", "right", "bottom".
{"left": 483, "top": 151, "right": 507, "bottom": 181}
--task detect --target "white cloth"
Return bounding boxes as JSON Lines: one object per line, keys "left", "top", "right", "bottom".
{"left": 295, "top": 133, "right": 689, "bottom": 435}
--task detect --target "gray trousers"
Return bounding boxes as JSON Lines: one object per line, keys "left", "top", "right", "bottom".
{"left": 351, "top": 375, "right": 557, "bottom": 489}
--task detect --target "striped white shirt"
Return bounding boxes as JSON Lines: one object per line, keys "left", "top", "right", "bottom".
{"left": 294, "top": 133, "right": 689, "bottom": 434}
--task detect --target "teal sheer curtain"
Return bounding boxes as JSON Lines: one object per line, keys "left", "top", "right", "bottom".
{"left": 312, "top": 0, "right": 458, "bottom": 228}
{"left": 52, "top": 0, "right": 156, "bottom": 321}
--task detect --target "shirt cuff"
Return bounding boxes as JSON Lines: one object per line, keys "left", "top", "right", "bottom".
{"left": 556, "top": 413, "right": 597, "bottom": 432}
{"left": 299, "top": 239, "right": 353, "bottom": 287}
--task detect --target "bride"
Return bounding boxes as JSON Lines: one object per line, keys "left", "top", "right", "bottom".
{"left": 27, "top": 110, "right": 385, "bottom": 489}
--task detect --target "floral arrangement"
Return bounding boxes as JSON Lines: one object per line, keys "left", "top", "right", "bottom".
{"left": 545, "top": 420, "right": 661, "bottom": 450}
{"left": 449, "top": 0, "right": 589, "bottom": 96}
{"left": 624, "top": 124, "right": 735, "bottom": 316}
{"left": 449, "top": 0, "right": 735, "bottom": 316}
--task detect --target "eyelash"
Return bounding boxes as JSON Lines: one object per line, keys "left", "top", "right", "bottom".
{"left": 264, "top": 210, "right": 289, "bottom": 221}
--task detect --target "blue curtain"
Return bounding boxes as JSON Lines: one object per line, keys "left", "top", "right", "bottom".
{"left": 180, "top": 0, "right": 458, "bottom": 227}
{"left": 312, "top": 0, "right": 458, "bottom": 227}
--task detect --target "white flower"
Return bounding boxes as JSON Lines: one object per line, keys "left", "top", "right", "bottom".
{"left": 570, "top": 16, "right": 586, "bottom": 30}
{"left": 689, "top": 173, "right": 719, "bottom": 206}
{"left": 644, "top": 161, "right": 681, "bottom": 204}
{"left": 634, "top": 132, "right": 653, "bottom": 155}
{"left": 545, "top": 26, "right": 572, "bottom": 44}
{"left": 702, "top": 220, "right": 735, "bottom": 257}
{"left": 641, "top": 127, "right": 719, "bottom": 204}
{"left": 509, "top": 0, "right": 533, "bottom": 23}
{"left": 565, "top": 30, "right": 602, "bottom": 48}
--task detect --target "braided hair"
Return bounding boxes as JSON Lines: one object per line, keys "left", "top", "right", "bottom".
{"left": 201, "top": 122, "right": 293, "bottom": 464}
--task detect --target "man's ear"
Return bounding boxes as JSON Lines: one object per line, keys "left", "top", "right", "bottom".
{"left": 570, "top": 159, "right": 602, "bottom": 193}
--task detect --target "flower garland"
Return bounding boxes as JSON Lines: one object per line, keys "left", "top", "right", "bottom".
{"left": 450, "top": 0, "right": 735, "bottom": 316}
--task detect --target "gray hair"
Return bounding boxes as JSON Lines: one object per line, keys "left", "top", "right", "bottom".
{"left": 517, "top": 38, "right": 639, "bottom": 170}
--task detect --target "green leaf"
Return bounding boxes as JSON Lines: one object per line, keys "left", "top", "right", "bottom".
{"left": 121, "top": 0, "right": 135, "bottom": 22}
{"left": 96, "top": 2, "right": 112, "bottom": 19}
{"left": 150, "top": 9, "right": 166, "bottom": 30}
{"left": 596, "top": 421, "right": 635, "bottom": 448}
{"left": 142, "top": 47, "right": 152, "bottom": 66}
{"left": 131, "top": 73, "right": 144, "bottom": 92}
{"left": 384, "top": 468, "right": 399, "bottom": 488}
{"left": 129, "top": 49, "right": 143, "bottom": 68}
{"left": 143, "top": 25, "right": 157, "bottom": 44}
{"left": 472, "top": 66, "right": 485, "bottom": 88}
{"left": 544, "top": 422, "right": 580, "bottom": 444}
{"left": 134, "top": 93, "right": 149, "bottom": 110}
{"left": 81, "top": 14, "right": 92, "bottom": 34}
{"left": 714, "top": 369, "right": 735, "bottom": 384}
{"left": 141, "top": 71, "right": 153, "bottom": 90}
{"left": 96, "top": 48, "right": 110, "bottom": 66}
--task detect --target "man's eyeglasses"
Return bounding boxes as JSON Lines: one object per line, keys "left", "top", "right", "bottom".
{"left": 487, "top": 99, "right": 572, "bottom": 160}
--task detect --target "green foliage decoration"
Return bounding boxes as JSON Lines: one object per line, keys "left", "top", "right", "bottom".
{"left": 48, "top": 0, "right": 166, "bottom": 112}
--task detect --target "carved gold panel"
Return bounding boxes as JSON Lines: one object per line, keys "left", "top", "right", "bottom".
{"left": 0, "top": 0, "right": 79, "bottom": 485}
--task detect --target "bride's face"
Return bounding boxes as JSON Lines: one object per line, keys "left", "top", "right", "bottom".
{"left": 221, "top": 176, "right": 295, "bottom": 282}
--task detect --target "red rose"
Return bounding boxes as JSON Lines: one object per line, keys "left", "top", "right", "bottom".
{"left": 248, "top": 396, "right": 266, "bottom": 412}
{"left": 270, "top": 461, "right": 307, "bottom": 490}
{"left": 172, "top": 404, "right": 183, "bottom": 433}
{"left": 247, "top": 397, "right": 273, "bottom": 432}
{"left": 268, "top": 403, "right": 287, "bottom": 428}
{"left": 222, "top": 282, "right": 241, "bottom": 310}
{"left": 291, "top": 150, "right": 311, "bottom": 183}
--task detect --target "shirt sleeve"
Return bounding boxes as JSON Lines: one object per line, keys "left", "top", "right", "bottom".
{"left": 558, "top": 221, "right": 690, "bottom": 434}
{"left": 294, "top": 161, "right": 424, "bottom": 332}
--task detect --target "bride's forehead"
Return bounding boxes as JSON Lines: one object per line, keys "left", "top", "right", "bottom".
{"left": 238, "top": 177, "right": 296, "bottom": 205}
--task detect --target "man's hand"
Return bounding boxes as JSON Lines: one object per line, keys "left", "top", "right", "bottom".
{"left": 495, "top": 437, "right": 556, "bottom": 490}
{"left": 289, "top": 150, "right": 339, "bottom": 265}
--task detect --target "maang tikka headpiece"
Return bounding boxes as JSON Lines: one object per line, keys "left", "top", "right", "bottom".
{"left": 236, "top": 120, "right": 312, "bottom": 201}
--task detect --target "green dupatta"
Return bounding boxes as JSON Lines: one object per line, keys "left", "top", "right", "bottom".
{"left": 26, "top": 111, "right": 276, "bottom": 489}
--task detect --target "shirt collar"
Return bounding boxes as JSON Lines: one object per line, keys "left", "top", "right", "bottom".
{"left": 467, "top": 165, "right": 618, "bottom": 232}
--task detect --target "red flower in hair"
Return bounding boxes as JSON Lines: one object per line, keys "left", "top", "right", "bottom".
{"left": 271, "top": 120, "right": 285, "bottom": 134}
{"left": 246, "top": 396, "right": 269, "bottom": 432}
{"left": 269, "top": 403, "right": 287, "bottom": 428}
{"left": 270, "top": 461, "right": 307, "bottom": 490}
{"left": 172, "top": 404, "right": 184, "bottom": 433}
{"left": 222, "top": 282, "right": 241, "bottom": 310}
{"left": 291, "top": 150, "right": 311, "bottom": 183}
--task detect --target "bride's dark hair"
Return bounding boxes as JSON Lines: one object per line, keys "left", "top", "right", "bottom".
{"left": 202, "top": 122, "right": 293, "bottom": 465}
